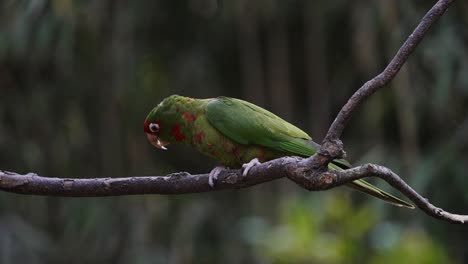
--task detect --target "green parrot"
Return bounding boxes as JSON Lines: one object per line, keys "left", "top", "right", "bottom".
{"left": 144, "top": 95, "right": 414, "bottom": 208}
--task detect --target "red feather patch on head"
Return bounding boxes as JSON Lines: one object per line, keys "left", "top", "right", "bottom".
{"left": 182, "top": 112, "right": 196, "bottom": 122}
{"left": 143, "top": 119, "right": 151, "bottom": 133}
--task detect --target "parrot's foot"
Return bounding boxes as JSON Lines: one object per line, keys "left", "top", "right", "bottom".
{"left": 241, "top": 158, "right": 261, "bottom": 177}
{"left": 208, "top": 166, "right": 227, "bottom": 188}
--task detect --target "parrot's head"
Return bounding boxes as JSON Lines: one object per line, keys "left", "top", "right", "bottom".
{"left": 143, "top": 95, "right": 186, "bottom": 150}
{"left": 144, "top": 98, "right": 174, "bottom": 150}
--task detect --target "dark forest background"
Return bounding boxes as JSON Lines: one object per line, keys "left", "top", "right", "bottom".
{"left": 1, "top": 0, "right": 468, "bottom": 263}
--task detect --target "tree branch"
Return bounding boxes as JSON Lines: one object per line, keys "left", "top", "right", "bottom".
{"left": 0, "top": 158, "right": 295, "bottom": 196}
{"left": 1, "top": 0, "right": 465, "bottom": 225}
{"left": 285, "top": 161, "right": 467, "bottom": 224}
{"left": 2, "top": 157, "right": 467, "bottom": 224}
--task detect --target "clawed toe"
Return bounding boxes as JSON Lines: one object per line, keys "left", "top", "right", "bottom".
{"left": 208, "top": 166, "right": 227, "bottom": 187}
{"left": 241, "top": 158, "right": 261, "bottom": 177}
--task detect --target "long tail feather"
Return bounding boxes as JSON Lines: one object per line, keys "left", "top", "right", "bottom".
{"left": 346, "top": 179, "right": 414, "bottom": 209}
{"left": 329, "top": 162, "right": 414, "bottom": 209}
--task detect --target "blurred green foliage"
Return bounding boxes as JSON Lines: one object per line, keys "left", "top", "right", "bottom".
{"left": 1, "top": 0, "right": 467, "bottom": 263}
{"left": 249, "top": 194, "right": 454, "bottom": 264}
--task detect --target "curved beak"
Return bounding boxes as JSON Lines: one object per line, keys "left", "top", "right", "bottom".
{"left": 146, "top": 133, "right": 169, "bottom": 150}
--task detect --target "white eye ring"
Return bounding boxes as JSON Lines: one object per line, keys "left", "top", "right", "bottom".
{"left": 149, "top": 123, "right": 159, "bottom": 133}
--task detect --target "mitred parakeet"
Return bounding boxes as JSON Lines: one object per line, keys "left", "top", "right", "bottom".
{"left": 144, "top": 95, "right": 414, "bottom": 208}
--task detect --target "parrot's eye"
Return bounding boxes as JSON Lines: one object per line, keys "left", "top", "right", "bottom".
{"left": 149, "top": 123, "right": 160, "bottom": 133}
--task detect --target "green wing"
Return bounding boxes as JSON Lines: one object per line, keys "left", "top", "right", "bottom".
{"left": 206, "top": 97, "right": 316, "bottom": 156}
{"left": 206, "top": 97, "right": 414, "bottom": 209}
